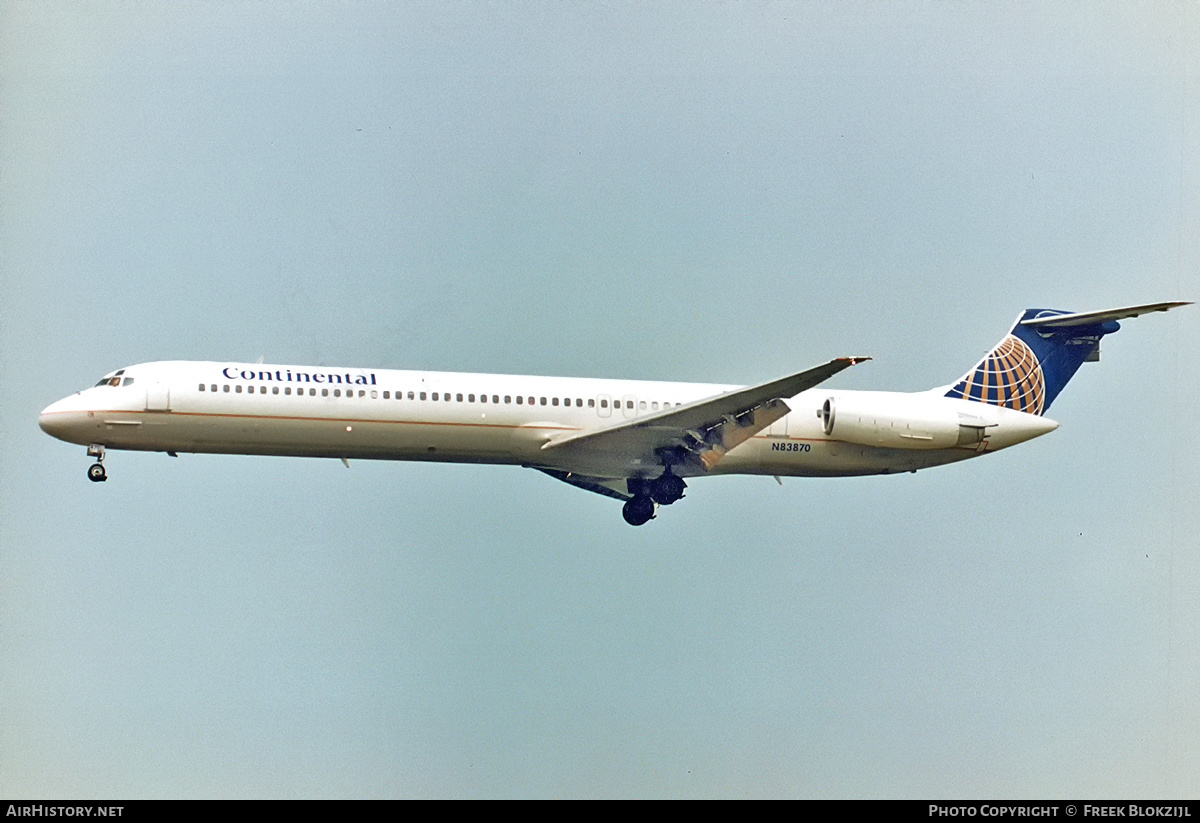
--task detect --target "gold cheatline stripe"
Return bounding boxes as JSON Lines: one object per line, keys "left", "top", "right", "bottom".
{"left": 46, "top": 408, "right": 579, "bottom": 433}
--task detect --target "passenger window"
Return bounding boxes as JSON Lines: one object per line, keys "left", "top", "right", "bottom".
{"left": 517, "top": 396, "right": 523, "bottom": 405}
{"left": 199, "top": 384, "right": 205, "bottom": 391}
{"left": 551, "top": 397, "right": 559, "bottom": 406}
{"left": 588, "top": 399, "right": 595, "bottom": 408}
{"left": 322, "top": 389, "right": 329, "bottom": 397}
{"left": 456, "top": 393, "right": 463, "bottom": 402}
{"left": 272, "top": 386, "right": 279, "bottom": 395}
{"left": 235, "top": 385, "right": 242, "bottom": 393}
{"left": 210, "top": 384, "right": 217, "bottom": 392}
{"left": 468, "top": 394, "right": 475, "bottom": 403}
{"left": 285, "top": 387, "right": 291, "bottom": 395}
{"left": 600, "top": 399, "right": 608, "bottom": 408}
{"left": 494, "top": 395, "right": 501, "bottom": 404}
{"left": 540, "top": 397, "right": 547, "bottom": 406}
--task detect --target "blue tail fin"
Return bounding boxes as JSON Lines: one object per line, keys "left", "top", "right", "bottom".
{"left": 944, "top": 302, "right": 1187, "bottom": 415}
{"left": 944, "top": 308, "right": 1115, "bottom": 415}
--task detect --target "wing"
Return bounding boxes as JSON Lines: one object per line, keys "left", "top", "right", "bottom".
{"left": 533, "top": 468, "right": 633, "bottom": 501}
{"left": 537, "top": 357, "right": 868, "bottom": 476}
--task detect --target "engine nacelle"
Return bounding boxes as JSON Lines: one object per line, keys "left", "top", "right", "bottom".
{"left": 821, "top": 395, "right": 988, "bottom": 450}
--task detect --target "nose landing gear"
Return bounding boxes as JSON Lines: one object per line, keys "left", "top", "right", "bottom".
{"left": 86, "top": 444, "right": 107, "bottom": 482}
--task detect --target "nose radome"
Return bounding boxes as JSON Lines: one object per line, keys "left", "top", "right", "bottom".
{"left": 39, "top": 403, "right": 60, "bottom": 435}
{"left": 39, "top": 398, "right": 75, "bottom": 439}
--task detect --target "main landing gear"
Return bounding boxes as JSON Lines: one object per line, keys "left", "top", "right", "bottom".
{"left": 621, "top": 469, "right": 688, "bottom": 526}
{"left": 622, "top": 495, "right": 655, "bottom": 526}
{"left": 86, "top": 444, "right": 107, "bottom": 483}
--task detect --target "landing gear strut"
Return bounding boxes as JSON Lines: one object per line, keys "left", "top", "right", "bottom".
{"left": 86, "top": 444, "right": 107, "bottom": 483}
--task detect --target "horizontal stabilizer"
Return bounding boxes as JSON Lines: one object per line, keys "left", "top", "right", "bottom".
{"left": 1020, "top": 301, "right": 1191, "bottom": 329}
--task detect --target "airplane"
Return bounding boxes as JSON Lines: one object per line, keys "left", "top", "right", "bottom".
{"left": 39, "top": 301, "right": 1188, "bottom": 526}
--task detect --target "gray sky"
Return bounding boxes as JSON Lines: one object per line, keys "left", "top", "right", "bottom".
{"left": 2, "top": 1, "right": 1197, "bottom": 799}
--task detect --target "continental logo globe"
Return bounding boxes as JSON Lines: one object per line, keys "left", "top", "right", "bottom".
{"left": 946, "top": 335, "right": 1046, "bottom": 415}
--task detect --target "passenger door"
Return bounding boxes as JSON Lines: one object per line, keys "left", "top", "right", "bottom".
{"left": 145, "top": 381, "right": 171, "bottom": 411}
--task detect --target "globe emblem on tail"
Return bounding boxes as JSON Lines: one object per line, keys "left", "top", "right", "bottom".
{"left": 946, "top": 335, "right": 1046, "bottom": 415}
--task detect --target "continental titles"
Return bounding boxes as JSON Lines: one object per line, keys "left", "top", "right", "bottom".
{"left": 221, "top": 366, "right": 377, "bottom": 386}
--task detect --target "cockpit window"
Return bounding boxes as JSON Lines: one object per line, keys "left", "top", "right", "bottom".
{"left": 122, "top": 377, "right": 135, "bottom": 386}
{"left": 94, "top": 369, "right": 130, "bottom": 388}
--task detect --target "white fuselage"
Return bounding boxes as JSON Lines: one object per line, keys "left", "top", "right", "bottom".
{"left": 39, "top": 360, "right": 1059, "bottom": 482}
